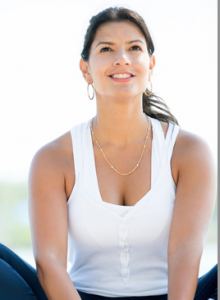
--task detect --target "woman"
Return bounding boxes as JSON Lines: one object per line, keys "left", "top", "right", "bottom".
{"left": 0, "top": 7, "right": 217, "bottom": 300}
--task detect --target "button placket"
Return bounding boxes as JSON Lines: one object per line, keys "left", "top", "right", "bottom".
{"left": 118, "top": 221, "right": 130, "bottom": 283}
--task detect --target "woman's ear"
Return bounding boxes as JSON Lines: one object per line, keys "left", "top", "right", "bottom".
{"left": 149, "top": 55, "right": 156, "bottom": 77}
{"left": 79, "top": 58, "right": 93, "bottom": 83}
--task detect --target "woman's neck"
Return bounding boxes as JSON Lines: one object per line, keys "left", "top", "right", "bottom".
{"left": 93, "top": 99, "right": 150, "bottom": 148}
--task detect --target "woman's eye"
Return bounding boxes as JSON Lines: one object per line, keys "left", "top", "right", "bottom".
{"left": 100, "top": 47, "right": 111, "bottom": 52}
{"left": 100, "top": 45, "right": 141, "bottom": 53}
{"left": 130, "top": 45, "right": 141, "bottom": 51}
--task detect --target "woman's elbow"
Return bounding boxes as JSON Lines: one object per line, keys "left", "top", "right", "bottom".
{"left": 36, "top": 255, "right": 66, "bottom": 282}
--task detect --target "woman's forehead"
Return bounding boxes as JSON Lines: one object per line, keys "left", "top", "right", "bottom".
{"left": 92, "top": 21, "right": 146, "bottom": 47}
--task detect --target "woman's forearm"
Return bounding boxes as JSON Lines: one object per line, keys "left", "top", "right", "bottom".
{"left": 168, "top": 244, "right": 203, "bottom": 300}
{"left": 36, "top": 258, "right": 82, "bottom": 300}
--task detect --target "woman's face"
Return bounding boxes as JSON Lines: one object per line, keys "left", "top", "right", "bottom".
{"left": 80, "top": 21, "right": 155, "bottom": 102}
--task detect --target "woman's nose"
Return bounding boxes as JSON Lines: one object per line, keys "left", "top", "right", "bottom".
{"left": 113, "top": 49, "right": 131, "bottom": 66}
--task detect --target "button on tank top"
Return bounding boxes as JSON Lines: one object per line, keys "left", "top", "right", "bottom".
{"left": 67, "top": 117, "right": 179, "bottom": 297}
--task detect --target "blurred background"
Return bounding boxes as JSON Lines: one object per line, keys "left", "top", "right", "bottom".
{"left": 0, "top": 0, "right": 217, "bottom": 277}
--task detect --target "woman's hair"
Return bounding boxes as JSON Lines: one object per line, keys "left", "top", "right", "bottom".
{"left": 81, "top": 7, "right": 179, "bottom": 125}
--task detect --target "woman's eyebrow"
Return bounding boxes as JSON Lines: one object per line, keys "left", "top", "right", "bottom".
{"left": 95, "top": 39, "right": 144, "bottom": 48}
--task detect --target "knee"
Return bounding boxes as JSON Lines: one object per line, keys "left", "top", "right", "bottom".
{"left": 0, "top": 243, "right": 8, "bottom": 258}
{"left": 0, "top": 242, "right": 12, "bottom": 261}
{"left": 211, "top": 264, "right": 218, "bottom": 273}
{"left": 0, "top": 258, "right": 38, "bottom": 300}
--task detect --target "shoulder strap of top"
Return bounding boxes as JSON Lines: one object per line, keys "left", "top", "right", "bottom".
{"left": 70, "top": 120, "right": 91, "bottom": 178}
{"left": 150, "top": 117, "right": 165, "bottom": 186}
{"left": 149, "top": 117, "right": 180, "bottom": 166}
{"left": 166, "top": 122, "right": 180, "bottom": 161}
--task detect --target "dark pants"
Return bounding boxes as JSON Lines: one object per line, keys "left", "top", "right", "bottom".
{"left": 0, "top": 243, "right": 217, "bottom": 300}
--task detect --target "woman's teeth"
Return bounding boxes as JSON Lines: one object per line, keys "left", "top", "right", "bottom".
{"left": 111, "top": 74, "right": 132, "bottom": 78}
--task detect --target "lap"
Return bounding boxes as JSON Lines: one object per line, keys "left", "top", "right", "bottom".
{"left": 0, "top": 243, "right": 217, "bottom": 300}
{"left": 78, "top": 265, "right": 218, "bottom": 300}
{"left": 194, "top": 264, "right": 217, "bottom": 300}
{"left": 78, "top": 291, "right": 167, "bottom": 300}
{"left": 0, "top": 243, "right": 48, "bottom": 300}
{"left": 0, "top": 258, "right": 38, "bottom": 300}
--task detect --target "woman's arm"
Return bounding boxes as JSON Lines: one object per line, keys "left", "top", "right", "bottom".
{"left": 167, "top": 129, "right": 216, "bottom": 300}
{"left": 28, "top": 137, "right": 81, "bottom": 300}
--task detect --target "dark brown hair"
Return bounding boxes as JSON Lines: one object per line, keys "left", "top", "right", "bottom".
{"left": 81, "top": 7, "right": 178, "bottom": 125}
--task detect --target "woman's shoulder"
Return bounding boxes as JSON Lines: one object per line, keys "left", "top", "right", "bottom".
{"left": 29, "top": 119, "right": 91, "bottom": 194}
{"left": 29, "top": 131, "right": 75, "bottom": 198}
{"left": 159, "top": 119, "right": 212, "bottom": 156}
{"left": 156, "top": 119, "right": 215, "bottom": 185}
{"left": 174, "top": 127, "right": 213, "bottom": 161}
{"left": 170, "top": 126, "right": 215, "bottom": 186}
{"left": 31, "top": 131, "right": 73, "bottom": 169}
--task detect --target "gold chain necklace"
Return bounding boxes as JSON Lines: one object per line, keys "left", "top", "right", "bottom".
{"left": 90, "top": 117, "right": 151, "bottom": 176}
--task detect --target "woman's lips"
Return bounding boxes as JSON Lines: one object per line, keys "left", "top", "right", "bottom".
{"left": 109, "top": 76, "right": 134, "bottom": 82}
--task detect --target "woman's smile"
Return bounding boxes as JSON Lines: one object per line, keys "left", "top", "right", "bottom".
{"left": 109, "top": 76, "right": 134, "bottom": 83}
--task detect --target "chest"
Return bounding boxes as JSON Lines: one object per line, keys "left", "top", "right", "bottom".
{"left": 66, "top": 118, "right": 179, "bottom": 205}
{"left": 92, "top": 141, "right": 152, "bottom": 206}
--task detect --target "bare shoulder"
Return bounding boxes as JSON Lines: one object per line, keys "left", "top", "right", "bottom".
{"left": 31, "top": 131, "right": 71, "bottom": 164}
{"left": 31, "top": 132, "right": 72, "bottom": 176}
{"left": 29, "top": 131, "right": 74, "bottom": 199}
{"left": 174, "top": 127, "right": 214, "bottom": 163}
{"left": 157, "top": 118, "right": 216, "bottom": 186}
{"left": 172, "top": 127, "right": 216, "bottom": 185}
{"left": 158, "top": 120, "right": 214, "bottom": 164}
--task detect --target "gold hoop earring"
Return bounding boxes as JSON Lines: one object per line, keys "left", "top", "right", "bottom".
{"left": 144, "top": 80, "right": 153, "bottom": 97}
{"left": 87, "top": 83, "right": 95, "bottom": 100}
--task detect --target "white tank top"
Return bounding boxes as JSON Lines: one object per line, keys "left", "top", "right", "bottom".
{"left": 67, "top": 117, "right": 179, "bottom": 297}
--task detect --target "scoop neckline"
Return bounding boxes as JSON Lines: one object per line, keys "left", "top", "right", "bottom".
{"left": 80, "top": 116, "right": 173, "bottom": 221}
{"left": 87, "top": 117, "right": 160, "bottom": 207}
